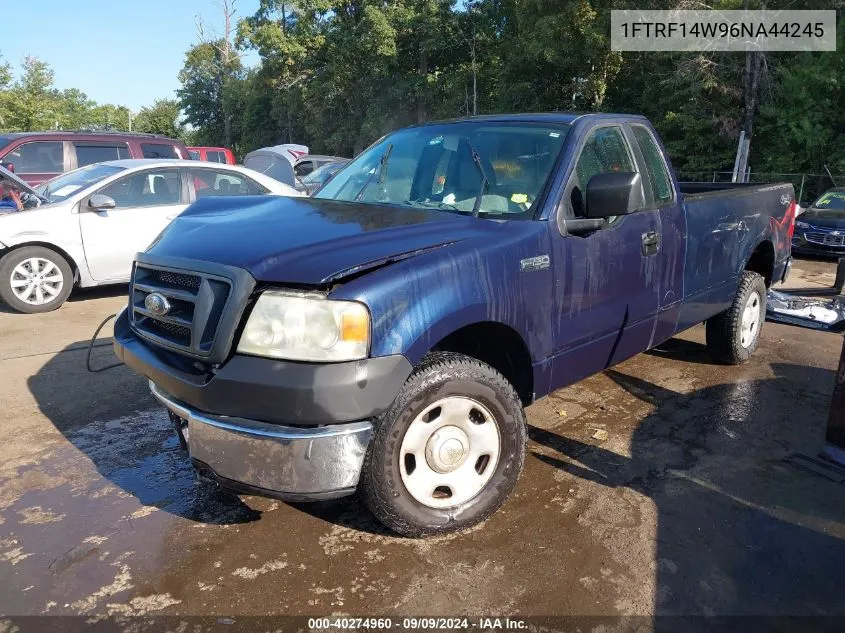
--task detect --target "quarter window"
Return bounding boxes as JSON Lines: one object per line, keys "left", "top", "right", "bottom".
{"left": 141, "top": 143, "right": 180, "bottom": 159}
{"left": 6, "top": 141, "right": 64, "bottom": 174}
{"left": 569, "top": 126, "right": 634, "bottom": 217}
{"left": 190, "top": 168, "right": 269, "bottom": 198}
{"left": 75, "top": 143, "right": 130, "bottom": 167}
{"left": 294, "top": 161, "right": 314, "bottom": 178}
{"left": 631, "top": 125, "right": 672, "bottom": 206}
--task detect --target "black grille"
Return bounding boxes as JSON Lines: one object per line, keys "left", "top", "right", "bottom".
{"left": 155, "top": 270, "right": 201, "bottom": 290}
{"left": 130, "top": 262, "right": 232, "bottom": 358}
{"left": 806, "top": 232, "right": 845, "bottom": 247}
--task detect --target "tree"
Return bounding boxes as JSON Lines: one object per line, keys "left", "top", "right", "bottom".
{"left": 178, "top": 0, "right": 245, "bottom": 148}
{"left": 133, "top": 99, "right": 186, "bottom": 140}
{"left": 11, "top": 56, "right": 62, "bottom": 131}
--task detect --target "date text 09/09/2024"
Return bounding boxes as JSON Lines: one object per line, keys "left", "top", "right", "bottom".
{"left": 307, "top": 617, "right": 528, "bottom": 630}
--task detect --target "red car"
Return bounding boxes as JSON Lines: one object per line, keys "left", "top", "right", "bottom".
{"left": 187, "top": 146, "right": 236, "bottom": 164}
{"left": 0, "top": 131, "right": 191, "bottom": 186}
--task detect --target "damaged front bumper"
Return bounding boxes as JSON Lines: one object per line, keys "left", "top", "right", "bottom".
{"left": 150, "top": 382, "right": 373, "bottom": 501}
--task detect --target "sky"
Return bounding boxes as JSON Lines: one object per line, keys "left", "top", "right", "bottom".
{"left": 1, "top": 0, "right": 261, "bottom": 111}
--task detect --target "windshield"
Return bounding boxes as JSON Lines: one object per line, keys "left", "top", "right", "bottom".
{"left": 35, "top": 164, "right": 125, "bottom": 203}
{"left": 811, "top": 190, "right": 845, "bottom": 212}
{"left": 314, "top": 122, "right": 570, "bottom": 218}
{"left": 302, "top": 161, "right": 347, "bottom": 185}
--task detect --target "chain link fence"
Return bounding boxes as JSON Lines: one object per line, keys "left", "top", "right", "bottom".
{"left": 678, "top": 171, "right": 845, "bottom": 207}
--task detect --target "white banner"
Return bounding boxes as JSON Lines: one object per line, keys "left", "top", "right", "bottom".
{"left": 611, "top": 10, "right": 836, "bottom": 52}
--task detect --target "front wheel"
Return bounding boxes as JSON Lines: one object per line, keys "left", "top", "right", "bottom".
{"left": 0, "top": 246, "right": 74, "bottom": 313}
{"left": 705, "top": 270, "right": 767, "bottom": 364}
{"left": 360, "top": 352, "right": 526, "bottom": 537}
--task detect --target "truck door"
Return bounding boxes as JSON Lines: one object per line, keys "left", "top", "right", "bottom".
{"left": 627, "top": 123, "right": 686, "bottom": 346}
{"left": 549, "top": 123, "right": 663, "bottom": 389}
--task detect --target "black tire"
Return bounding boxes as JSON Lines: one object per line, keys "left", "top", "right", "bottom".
{"left": 0, "top": 246, "right": 73, "bottom": 313}
{"left": 360, "top": 352, "right": 527, "bottom": 537}
{"left": 705, "top": 270, "right": 767, "bottom": 365}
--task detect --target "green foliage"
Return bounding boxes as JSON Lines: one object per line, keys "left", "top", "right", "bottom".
{"left": 133, "top": 99, "right": 187, "bottom": 140}
{"left": 0, "top": 54, "right": 168, "bottom": 138}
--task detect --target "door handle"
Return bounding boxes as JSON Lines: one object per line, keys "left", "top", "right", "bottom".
{"left": 641, "top": 231, "right": 660, "bottom": 256}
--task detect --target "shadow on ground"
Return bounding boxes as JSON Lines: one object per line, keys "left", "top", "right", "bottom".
{"left": 25, "top": 334, "right": 845, "bottom": 616}
{"left": 530, "top": 360, "right": 845, "bottom": 620}
{"left": 28, "top": 338, "right": 260, "bottom": 525}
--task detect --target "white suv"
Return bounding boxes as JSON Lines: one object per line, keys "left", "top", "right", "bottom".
{"left": 0, "top": 159, "right": 301, "bottom": 313}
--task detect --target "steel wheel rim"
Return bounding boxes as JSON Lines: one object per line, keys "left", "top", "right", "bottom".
{"left": 399, "top": 396, "right": 501, "bottom": 509}
{"left": 10, "top": 257, "right": 63, "bottom": 306}
{"left": 740, "top": 290, "right": 762, "bottom": 348}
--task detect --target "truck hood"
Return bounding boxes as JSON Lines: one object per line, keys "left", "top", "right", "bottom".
{"left": 802, "top": 209, "right": 845, "bottom": 228}
{"left": 147, "top": 196, "right": 491, "bottom": 285}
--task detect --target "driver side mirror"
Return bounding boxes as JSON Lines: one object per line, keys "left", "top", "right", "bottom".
{"left": 585, "top": 172, "right": 643, "bottom": 219}
{"left": 88, "top": 194, "right": 116, "bottom": 211}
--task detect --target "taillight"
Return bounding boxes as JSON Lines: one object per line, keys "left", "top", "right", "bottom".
{"left": 786, "top": 200, "right": 797, "bottom": 239}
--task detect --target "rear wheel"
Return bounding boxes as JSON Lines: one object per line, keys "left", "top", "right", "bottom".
{"left": 705, "top": 270, "right": 766, "bottom": 364}
{"left": 360, "top": 352, "right": 526, "bottom": 537}
{"left": 0, "top": 246, "right": 73, "bottom": 313}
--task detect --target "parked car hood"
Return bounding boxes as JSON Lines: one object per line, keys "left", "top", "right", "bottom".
{"left": 147, "top": 195, "right": 494, "bottom": 285}
{"left": 0, "top": 165, "right": 39, "bottom": 197}
{"left": 802, "top": 209, "right": 845, "bottom": 228}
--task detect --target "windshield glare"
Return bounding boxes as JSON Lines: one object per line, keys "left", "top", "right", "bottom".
{"left": 812, "top": 190, "right": 845, "bottom": 211}
{"left": 314, "top": 122, "right": 570, "bottom": 218}
{"left": 35, "top": 164, "right": 125, "bottom": 204}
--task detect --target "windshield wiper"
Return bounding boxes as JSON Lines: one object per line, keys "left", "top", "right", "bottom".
{"left": 403, "top": 199, "right": 466, "bottom": 214}
{"left": 465, "top": 139, "right": 489, "bottom": 217}
{"left": 355, "top": 143, "right": 393, "bottom": 202}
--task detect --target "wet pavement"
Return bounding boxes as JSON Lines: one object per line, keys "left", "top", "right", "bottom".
{"left": 1, "top": 259, "right": 844, "bottom": 619}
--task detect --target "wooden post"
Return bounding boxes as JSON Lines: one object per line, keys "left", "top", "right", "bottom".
{"left": 823, "top": 334, "right": 845, "bottom": 465}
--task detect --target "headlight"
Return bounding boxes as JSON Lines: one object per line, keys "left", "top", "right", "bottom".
{"left": 795, "top": 221, "right": 810, "bottom": 228}
{"left": 237, "top": 290, "right": 369, "bottom": 362}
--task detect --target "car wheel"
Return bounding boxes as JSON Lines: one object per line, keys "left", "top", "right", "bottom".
{"left": 360, "top": 352, "right": 526, "bottom": 537}
{"left": 0, "top": 246, "right": 73, "bottom": 313}
{"left": 705, "top": 270, "right": 767, "bottom": 365}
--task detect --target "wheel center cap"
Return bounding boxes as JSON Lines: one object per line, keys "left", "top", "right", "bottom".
{"left": 425, "top": 426, "right": 469, "bottom": 473}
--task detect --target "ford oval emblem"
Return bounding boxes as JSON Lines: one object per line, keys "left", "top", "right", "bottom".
{"left": 144, "top": 292, "right": 171, "bottom": 316}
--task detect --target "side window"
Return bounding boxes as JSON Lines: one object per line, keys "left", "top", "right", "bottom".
{"left": 294, "top": 160, "right": 314, "bottom": 178}
{"left": 98, "top": 169, "right": 182, "bottom": 208}
{"left": 188, "top": 150, "right": 200, "bottom": 160}
{"left": 75, "top": 143, "right": 130, "bottom": 167}
{"left": 569, "top": 126, "right": 634, "bottom": 217}
{"left": 191, "top": 168, "right": 269, "bottom": 198}
{"left": 6, "top": 141, "right": 64, "bottom": 174}
{"left": 207, "top": 151, "right": 225, "bottom": 163}
{"left": 141, "top": 143, "right": 180, "bottom": 159}
{"left": 631, "top": 125, "right": 673, "bottom": 206}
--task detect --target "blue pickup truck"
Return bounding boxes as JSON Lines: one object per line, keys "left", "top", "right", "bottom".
{"left": 114, "top": 113, "right": 796, "bottom": 536}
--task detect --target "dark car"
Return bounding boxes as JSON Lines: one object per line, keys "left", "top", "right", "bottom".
{"left": 792, "top": 188, "right": 845, "bottom": 257}
{"left": 298, "top": 159, "right": 349, "bottom": 195}
{"left": 0, "top": 131, "right": 191, "bottom": 186}
{"left": 114, "top": 113, "right": 796, "bottom": 536}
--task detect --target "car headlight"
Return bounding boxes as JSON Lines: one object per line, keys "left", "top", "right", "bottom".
{"left": 795, "top": 221, "right": 810, "bottom": 229}
{"left": 237, "top": 290, "right": 369, "bottom": 362}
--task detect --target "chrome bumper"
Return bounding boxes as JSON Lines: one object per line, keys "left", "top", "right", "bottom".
{"left": 149, "top": 381, "right": 373, "bottom": 501}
